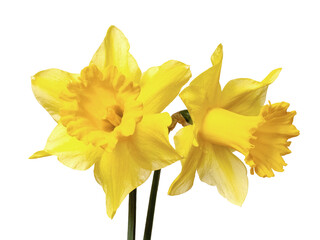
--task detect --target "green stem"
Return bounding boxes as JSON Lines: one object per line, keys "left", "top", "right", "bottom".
{"left": 143, "top": 169, "right": 161, "bottom": 240}
{"left": 128, "top": 189, "right": 137, "bottom": 240}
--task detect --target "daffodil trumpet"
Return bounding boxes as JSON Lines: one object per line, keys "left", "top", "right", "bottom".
{"left": 168, "top": 44, "right": 299, "bottom": 207}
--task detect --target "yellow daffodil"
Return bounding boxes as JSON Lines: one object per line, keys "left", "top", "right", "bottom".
{"left": 168, "top": 44, "right": 299, "bottom": 206}
{"left": 30, "top": 26, "right": 191, "bottom": 218}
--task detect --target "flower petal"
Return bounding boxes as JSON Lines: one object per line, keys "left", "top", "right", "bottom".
{"left": 211, "top": 43, "right": 224, "bottom": 73}
{"left": 127, "top": 113, "right": 181, "bottom": 170}
{"left": 90, "top": 26, "right": 141, "bottom": 84}
{"left": 221, "top": 68, "right": 281, "bottom": 116}
{"left": 180, "top": 45, "right": 223, "bottom": 130}
{"left": 173, "top": 125, "right": 195, "bottom": 164}
{"left": 197, "top": 143, "right": 248, "bottom": 206}
{"left": 31, "top": 69, "right": 80, "bottom": 121}
{"left": 168, "top": 125, "right": 201, "bottom": 195}
{"left": 94, "top": 145, "right": 151, "bottom": 219}
{"left": 29, "top": 150, "right": 51, "bottom": 159}
{"left": 30, "top": 123, "right": 103, "bottom": 170}
{"left": 137, "top": 60, "right": 191, "bottom": 114}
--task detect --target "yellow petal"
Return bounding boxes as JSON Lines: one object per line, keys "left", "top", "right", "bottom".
{"left": 137, "top": 60, "right": 191, "bottom": 114}
{"left": 29, "top": 150, "right": 51, "bottom": 159}
{"left": 173, "top": 125, "right": 195, "bottom": 164}
{"left": 197, "top": 144, "right": 248, "bottom": 206}
{"left": 90, "top": 26, "right": 141, "bottom": 84}
{"left": 211, "top": 43, "right": 224, "bottom": 75}
{"left": 180, "top": 45, "right": 223, "bottom": 130}
{"left": 221, "top": 68, "right": 281, "bottom": 116}
{"left": 31, "top": 69, "right": 80, "bottom": 121}
{"left": 31, "top": 123, "right": 103, "bottom": 170}
{"left": 168, "top": 125, "right": 201, "bottom": 195}
{"left": 127, "top": 113, "right": 181, "bottom": 170}
{"left": 94, "top": 145, "right": 151, "bottom": 219}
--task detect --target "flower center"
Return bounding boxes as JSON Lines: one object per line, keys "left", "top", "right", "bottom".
{"left": 59, "top": 64, "right": 143, "bottom": 151}
{"left": 103, "top": 106, "right": 123, "bottom": 129}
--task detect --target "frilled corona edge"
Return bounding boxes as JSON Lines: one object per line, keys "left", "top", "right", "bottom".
{"left": 59, "top": 64, "right": 143, "bottom": 152}
{"left": 245, "top": 101, "right": 299, "bottom": 177}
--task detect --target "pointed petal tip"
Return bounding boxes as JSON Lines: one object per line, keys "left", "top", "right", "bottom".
{"left": 29, "top": 150, "right": 51, "bottom": 159}
{"left": 106, "top": 25, "right": 126, "bottom": 41}
{"left": 109, "top": 211, "right": 116, "bottom": 219}
{"left": 180, "top": 61, "right": 191, "bottom": 70}
{"left": 171, "top": 60, "right": 191, "bottom": 74}
{"left": 107, "top": 208, "right": 116, "bottom": 219}
{"left": 272, "top": 67, "right": 282, "bottom": 76}
{"left": 215, "top": 43, "right": 223, "bottom": 53}
{"left": 167, "top": 179, "right": 193, "bottom": 196}
{"left": 165, "top": 60, "right": 191, "bottom": 71}
{"left": 167, "top": 190, "right": 174, "bottom": 196}
{"left": 227, "top": 195, "right": 245, "bottom": 207}
{"left": 31, "top": 73, "right": 40, "bottom": 86}
{"left": 272, "top": 67, "right": 282, "bottom": 74}
{"left": 167, "top": 185, "right": 179, "bottom": 196}
{"left": 262, "top": 67, "right": 282, "bottom": 85}
{"left": 235, "top": 202, "right": 244, "bottom": 207}
{"left": 185, "top": 64, "right": 191, "bottom": 73}
{"left": 211, "top": 44, "right": 224, "bottom": 65}
{"left": 108, "top": 25, "right": 119, "bottom": 32}
{"left": 214, "top": 43, "right": 223, "bottom": 53}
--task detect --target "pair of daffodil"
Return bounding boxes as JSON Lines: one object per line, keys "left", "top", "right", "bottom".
{"left": 30, "top": 26, "right": 299, "bottom": 219}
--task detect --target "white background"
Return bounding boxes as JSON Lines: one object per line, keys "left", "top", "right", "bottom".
{"left": 1, "top": 0, "right": 319, "bottom": 239}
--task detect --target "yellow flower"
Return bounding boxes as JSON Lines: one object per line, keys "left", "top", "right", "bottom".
{"left": 168, "top": 44, "right": 299, "bottom": 206}
{"left": 30, "top": 26, "right": 191, "bottom": 218}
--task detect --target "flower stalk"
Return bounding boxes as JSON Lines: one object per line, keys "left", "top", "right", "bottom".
{"left": 143, "top": 111, "right": 192, "bottom": 240}
{"left": 143, "top": 169, "right": 161, "bottom": 240}
{"left": 128, "top": 189, "right": 137, "bottom": 240}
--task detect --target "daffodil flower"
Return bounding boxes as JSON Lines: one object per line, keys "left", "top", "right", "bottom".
{"left": 168, "top": 44, "right": 299, "bottom": 206}
{"left": 30, "top": 26, "right": 191, "bottom": 218}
